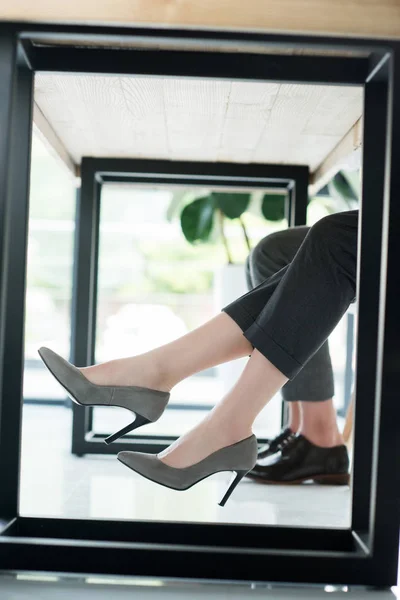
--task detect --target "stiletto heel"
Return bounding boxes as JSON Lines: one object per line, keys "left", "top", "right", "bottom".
{"left": 105, "top": 413, "right": 151, "bottom": 445}
{"left": 118, "top": 435, "right": 258, "bottom": 506}
{"left": 219, "top": 470, "right": 248, "bottom": 507}
{"left": 38, "top": 347, "right": 170, "bottom": 443}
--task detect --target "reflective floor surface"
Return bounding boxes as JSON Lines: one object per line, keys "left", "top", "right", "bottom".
{"left": 0, "top": 574, "right": 398, "bottom": 600}
{"left": 20, "top": 405, "right": 351, "bottom": 527}
{"left": 8, "top": 405, "right": 399, "bottom": 594}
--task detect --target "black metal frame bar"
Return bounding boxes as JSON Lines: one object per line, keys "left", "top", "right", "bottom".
{"left": 0, "top": 20, "right": 398, "bottom": 588}
{"left": 24, "top": 43, "right": 370, "bottom": 85}
{"left": 69, "top": 158, "right": 308, "bottom": 456}
{"left": 0, "top": 30, "right": 34, "bottom": 519}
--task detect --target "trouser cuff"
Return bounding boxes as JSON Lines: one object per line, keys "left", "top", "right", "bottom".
{"left": 222, "top": 307, "right": 303, "bottom": 380}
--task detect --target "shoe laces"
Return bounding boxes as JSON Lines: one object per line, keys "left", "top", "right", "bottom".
{"left": 258, "top": 430, "right": 295, "bottom": 455}
{"left": 273, "top": 429, "right": 292, "bottom": 447}
{"left": 279, "top": 432, "right": 297, "bottom": 454}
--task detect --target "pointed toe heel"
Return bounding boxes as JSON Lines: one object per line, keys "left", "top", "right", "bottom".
{"left": 118, "top": 434, "right": 258, "bottom": 507}
{"left": 38, "top": 347, "right": 169, "bottom": 443}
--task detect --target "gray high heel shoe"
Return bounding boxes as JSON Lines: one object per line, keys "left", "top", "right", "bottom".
{"left": 38, "top": 347, "right": 170, "bottom": 444}
{"left": 118, "top": 434, "right": 258, "bottom": 507}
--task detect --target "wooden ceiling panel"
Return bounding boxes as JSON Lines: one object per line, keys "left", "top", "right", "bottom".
{"left": 34, "top": 73, "right": 363, "bottom": 170}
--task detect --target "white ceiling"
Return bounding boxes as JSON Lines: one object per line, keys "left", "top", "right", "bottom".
{"left": 34, "top": 74, "right": 363, "bottom": 172}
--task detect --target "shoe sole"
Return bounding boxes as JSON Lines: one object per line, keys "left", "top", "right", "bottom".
{"left": 246, "top": 472, "right": 350, "bottom": 486}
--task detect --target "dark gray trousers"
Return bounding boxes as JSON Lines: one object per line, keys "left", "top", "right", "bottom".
{"left": 223, "top": 210, "right": 359, "bottom": 401}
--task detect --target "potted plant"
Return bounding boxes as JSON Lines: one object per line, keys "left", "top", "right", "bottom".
{"left": 176, "top": 189, "right": 285, "bottom": 301}
{"left": 178, "top": 190, "right": 286, "bottom": 263}
{"left": 169, "top": 169, "right": 358, "bottom": 281}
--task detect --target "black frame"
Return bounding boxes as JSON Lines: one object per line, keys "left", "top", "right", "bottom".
{"left": 0, "top": 21, "right": 399, "bottom": 588}
{"left": 70, "top": 158, "right": 309, "bottom": 456}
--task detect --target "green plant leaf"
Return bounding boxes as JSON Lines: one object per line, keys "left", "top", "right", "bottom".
{"left": 213, "top": 192, "right": 251, "bottom": 219}
{"left": 261, "top": 193, "right": 286, "bottom": 221}
{"left": 166, "top": 188, "right": 210, "bottom": 222}
{"left": 180, "top": 196, "right": 215, "bottom": 243}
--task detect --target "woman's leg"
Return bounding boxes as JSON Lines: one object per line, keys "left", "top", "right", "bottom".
{"left": 83, "top": 245, "right": 299, "bottom": 394}
{"left": 83, "top": 238, "right": 299, "bottom": 392}
{"left": 85, "top": 228, "right": 320, "bottom": 394}
{"left": 159, "top": 349, "right": 288, "bottom": 467}
{"left": 226, "top": 211, "right": 359, "bottom": 378}
{"left": 160, "top": 210, "right": 359, "bottom": 467}
{"left": 247, "top": 246, "right": 299, "bottom": 436}
{"left": 81, "top": 313, "right": 253, "bottom": 392}
{"left": 247, "top": 227, "right": 342, "bottom": 447}
{"left": 249, "top": 227, "right": 334, "bottom": 401}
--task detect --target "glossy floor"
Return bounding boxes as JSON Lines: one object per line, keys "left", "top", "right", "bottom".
{"left": 0, "top": 574, "right": 398, "bottom": 599}
{"left": 13, "top": 405, "right": 400, "bottom": 593}
{"left": 20, "top": 404, "right": 351, "bottom": 527}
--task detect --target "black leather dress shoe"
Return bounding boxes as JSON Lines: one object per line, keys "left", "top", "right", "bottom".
{"left": 248, "top": 434, "right": 350, "bottom": 485}
{"left": 257, "top": 427, "right": 295, "bottom": 459}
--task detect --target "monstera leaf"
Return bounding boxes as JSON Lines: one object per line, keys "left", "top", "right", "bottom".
{"left": 261, "top": 193, "right": 286, "bottom": 221}
{"left": 179, "top": 192, "right": 253, "bottom": 261}
{"left": 180, "top": 196, "right": 215, "bottom": 243}
{"left": 212, "top": 192, "right": 251, "bottom": 219}
{"left": 180, "top": 192, "right": 252, "bottom": 243}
